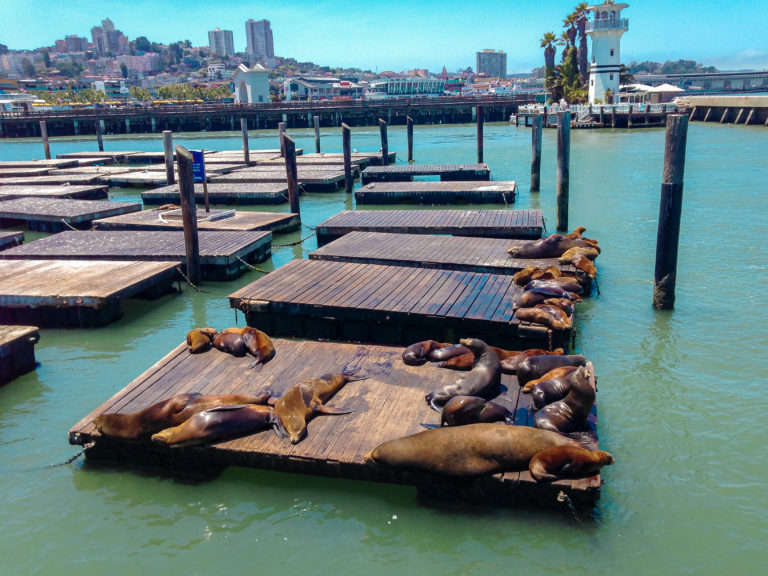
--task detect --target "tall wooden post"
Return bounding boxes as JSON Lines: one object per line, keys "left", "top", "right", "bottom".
{"left": 162, "top": 130, "right": 175, "bottom": 185}
{"left": 556, "top": 111, "right": 571, "bottom": 232}
{"left": 278, "top": 121, "right": 286, "bottom": 157}
{"left": 240, "top": 118, "right": 250, "bottom": 165}
{"left": 176, "top": 146, "right": 201, "bottom": 285}
{"left": 39, "top": 121, "right": 51, "bottom": 160}
{"left": 342, "top": 123, "right": 353, "bottom": 194}
{"left": 282, "top": 133, "right": 301, "bottom": 216}
{"left": 378, "top": 118, "right": 388, "bottom": 166}
{"left": 653, "top": 114, "right": 689, "bottom": 309}
{"left": 476, "top": 105, "right": 484, "bottom": 163}
{"left": 406, "top": 116, "right": 414, "bottom": 162}
{"left": 314, "top": 116, "right": 321, "bottom": 153}
{"left": 95, "top": 120, "right": 104, "bottom": 152}
{"left": 530, "top": 114, "right": 543, "bottom": 192}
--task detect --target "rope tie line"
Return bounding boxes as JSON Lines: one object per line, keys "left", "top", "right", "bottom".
{"left": 272, "top": 231, "right": 316, "bottom": 247}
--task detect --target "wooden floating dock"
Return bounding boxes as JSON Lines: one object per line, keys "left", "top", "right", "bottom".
{"left": 355, "top": 181, "right": 517, "bottom": 205}
{"left": 0, "top": 231, "right": 24, "bottom": 252}
{"left": 211, "top": 168, "right": 346, "bottom": 191}
{"left": 316, "top": 209, "right": 543, "bottom": 246}
{"left": 310, "top": 232, "right": 575, "bottom": 276}
{"left": 142, "top": 183, "right": 290, "bottom": 205}
{"left": 0, "top": 174, "right": 103, "bottom": 187}
{"left": 96, "top": 171, "right": 170, "bottom": 187}
{"left": 0, "top": 325, "right": 40, "bottom": 385}
{"left": 51, "top": 166, "right": 131, "bottom": 176}
{"left": 361, "top": 163, "right": 491, "bottom": 184}
{"left": 0, "top": 230, "right": 272, "bottom": 281}
{"left": 55, "top": 151, "right": 143, "bottom": 163}
{"left": 229, "top": 259, "right": 570, "bottom": 350}
{"left": 0, "top": 167, "right": 53, "bottom": 178}
{"left": 0, "top": 185, "right": 109, "bottom": 201}
{"left": 0, "top": 159, "right": 80, "bottom": 169}
{"left": 0, "top": 198, "right": 142, "bottom": 233}
{"left": 0, "top": 259, "right": 178, "bottom": 327}
{"left": 68, "top": 339, "right": 600, "bottom": 506}
{"left": 94, "top": 207, "right": 300, "bottom": 234}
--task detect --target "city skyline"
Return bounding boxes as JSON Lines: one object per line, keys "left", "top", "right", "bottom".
{"left": 2, "top": 0, "right": 766, "bottom": 72}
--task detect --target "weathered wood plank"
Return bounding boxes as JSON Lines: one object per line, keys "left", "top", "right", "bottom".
{"left": 142, "top": 182, "right": 290, "bottom": 205}
{"left": 355, "top": 181, "right": 516, "bottom": 205}
{"left": 361, "top": 163, "right": 490, "bottom": 184}
{"left": 0, "top": 324, "right": 39, "bottom": 385}
{"left": 0, "top": 197, "right": 142, "bottom": 232}
{"left": 0, "top": 185, "right": 109, "bottom": 201}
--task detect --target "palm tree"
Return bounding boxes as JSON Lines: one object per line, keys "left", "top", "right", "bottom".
{"left": 563, "top": 13, "right": 578, "bottom": 48}
{"left": 557, "top": 31, "right": 571, "bottom": 62}
{"left": 540, "top": 32, "right": 557, "bottom": 70}
{"left": 573, "top": 2, "right": 590, "bottom": 84}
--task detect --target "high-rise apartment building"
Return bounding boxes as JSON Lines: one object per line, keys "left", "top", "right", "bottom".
{"left": 90, "top": 18, "right": 128, "bottom": 56}
{"left": 208, "top": 28, "right": 235, "bottom": 57}
{"left": 245, "top": 19, "right": 275, "bottom": 66}
{"left": 64, "top": 35, "right": 89, "bottom": 53}
{"left": 475, "top": 49, "right": 507, "bottom": 78}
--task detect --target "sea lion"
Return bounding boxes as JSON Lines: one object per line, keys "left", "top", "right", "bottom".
{"left": 513, "top": 265, "right": 564, "bottom": 286}
{"left": 272, "top": 371, "right": 365, "bottom": 444}
{"left": 156, "top": 204, "right": 180, "bottom": 211}
{"left": 516, "top": 354, "right": 587, "bottom": 388}
{"left": 560, "top": 246, "right": 600, "bottom": 261}
{"left": 425, "top": 338, "right": 501, "bottom": 411}
{"left": 529, "top": 445, "right": 614, "bottom": 482}
{"left": 151, "top": 404, "right": 278, "bottom": 447}
{"left": 364, "top": 423, "right": 580, "bottom": 478}
{"left": 507, "top": 234, "right": 599, "bottom": 259}
{"left": 524, "top": 279, "right": 583, "bottom": 297}
{"left": 186, "top": 327, "right": 218, "bottom": 353}
{"left": 427, "top": 343, "right": 471, "bottom": 362}
{"left": 436, "top": 346, "right": 564, "bottom": 374}
{"left": 515, "top": 304, "right": 572, "bottom": 331}
{"left": 401, "top": 340, "right": 456, "bottom": 366}
{"left": 534, "top": 366, "right": 595, "bottom": 433}
{"left": 499, "top": 348, "right": 565, "bottom": 374}
{"left": 563, "top": 226, "right": 588, "bottom": 240}
{"left": 543, "top": 297, "right": 576, "bottom": 316}
{"left": 523, "top": 365, "right": 580, "bottom": 394}
{"left": 212, "top": 326, "right": 275, "bottom": 366}
{"left": 92, "top": 391, "right": 273, "bottom": 440}
{"left": 514, "top": 288, "right": 580, "bottom": 312}
{"left": 439, "top": 395, "right": 513, "bottom": 427}
{"left": 559, "top": 251, "right": 597, "bottom": 278}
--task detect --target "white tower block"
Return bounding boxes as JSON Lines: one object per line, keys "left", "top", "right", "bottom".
{"left": 587, "top": 3, "right": 629, "bottom": 104}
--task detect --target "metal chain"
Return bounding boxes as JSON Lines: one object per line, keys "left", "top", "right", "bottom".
{"left": 557, "top": 491, "right": 582, "bottom": 523}
{"left": 272, "top": 231, "right": 316, "bottom": 247}
{"left": 50, "top": 441, "right": 95, "bottom": 468}
{"left": 175, "top": 266, "right": 201, "bottom": 292}
{"left": 60, "top": 218, "right": 79, "bottom": 231}
{"left": 235, "top": 256, "right": 271, "bottom": 274}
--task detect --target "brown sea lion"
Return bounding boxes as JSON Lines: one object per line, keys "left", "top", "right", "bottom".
{"left": 563, "top": 226, "right": 587, "bottom": 240}
{"left": 435, "top": 345, "right": 519, "bottom": 371}
{"left": 92, "top": 391, "right": 273, "bottom": 440}
{"left": 499, "top": 348, "right": 565, "bottom": 374}
{"left": 507, "top": 234, "right": 599, "bottom": 259}
{"left": 425, "top": 338, "right": 501, "bottom": 411}
{"left": 560, "top": 246, "right": 600, "bottom": 261}
{"left": 543, "top": 297, "right": 576, "bottom": 316}
{"left": 401, "top": 340, "right": 457, "bottom": 365}
{"left": 515, "top": 304, "right": 572, "bottom": 331}
{"left": 151, "top": 404, "right": 278, "bottom": 447}
{"left": 186, "top": 327, "right": 218, "bottom": 353}
{"left": 529, "top": 445, "right": 614, "bottom": 482}
{"left": 212, "top": 326, "right": 275, "bottom": 366}
{"left": 156, "top": 204, "right": 180, "bottom": 211}
{"left": 439, "top": 395, "right": 513, "bottom": 427}
{"left": 516, "top": 354, "right": 587, "bottom": 388}
{"left": 559, "top": 252, "right": 597, "bottom": 279}
{"left": 534, "top": 366, "right": 595, "bottom": 433}
{"left": 513, "top": 265, "right": 564, "bottom": 286}
{"left": 364, "top": 423, "right": 579, "bottom": 477}
{"left": 272, "top": 371, "right": 365, "bottom": 444}
{"left": 523, "top": 365, "right": 580, "bottom": 394}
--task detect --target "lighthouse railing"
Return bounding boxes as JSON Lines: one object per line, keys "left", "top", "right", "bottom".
{"left": 586, "top": 18, "right": 629, "bottom": 33}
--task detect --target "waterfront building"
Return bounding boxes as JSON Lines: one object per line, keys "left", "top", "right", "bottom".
{"left": 476, "top": 50, "right": 507, "bottom": 79}
{"left": 367, "top": 77, "right": 447, "bottom": 98}
{"left": 208, "top": 28, "right": 234, "bottom": 58}
{"left": 292, "top": 77, "right": 364, "bottom": 100}
{"left": 586, "top": 2, "right": 629, "bottom": 104}
{"left": 636, "top": 71, "right": 768, "bottom": 93}
{"left": 245, "top": 19, "right": 275, "bottom": 67}
{"left": 232, "top": 63, "right": 270, "bottom": 104}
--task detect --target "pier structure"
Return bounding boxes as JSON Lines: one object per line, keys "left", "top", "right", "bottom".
{"left": 678, "top": 95, "right": 768, "bottom": 126}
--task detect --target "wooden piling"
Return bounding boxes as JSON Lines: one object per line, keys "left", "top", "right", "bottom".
{"left": 653, "top": 114, "right": 689, "bottom": 310}
{"left": 279, "top": 122, "right": 286, "bottom": 157}
{"left": 703, "top": 108, "right": 712, "bottom": 122}
{"left": 476, "top": 105, "right": 484, "bottom": 163}
{"left": 378, "top": 119, "right": 388, "bottom": 167}
{"left": 240, "top": 118, "right": 250, "bottom": 165}
{"left": 628, "top": 104, "right": 633, "bottom": 127}
{"left": 95, "top": 121, "right": 104, "bottom": 152}
{"left": 556, "top": 111, "right": 571, "bottom": 233}
{"left": 39, "top": 121, "right": 51, "bottom": 160}
{"left": 720, "top": 108, "right": 729, "bottom": 124}
{"left": 745, "top": 108, "right": 755, "bottom": 125}
{"left": 342, "top": 123, "right": 353, "bottom": 194}
{"left": 734, "top": 108, "right": 744, "bottom": 124}
{"left": 530, "top": 114, "right": 543, "bottom": 193}
{"left": 282, "top": 133, "right": 301, "bottom": 216}
{"left": 175, "top": 146, "right": 201, "bottom": 285}
{"left": 314, "top": 116, "right": 321, "bottom": 153}
{"left": 407, "top": 116, "right": 414, "bottom": 162}
{"left": 162, "top": 131, "right": 175, "bottom": 185}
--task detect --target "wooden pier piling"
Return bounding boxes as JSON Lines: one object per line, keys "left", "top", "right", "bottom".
{"left": 95, "top": 121, "right": 104, "bottom": 152}
{"left": 378, "top": 119, "right": 388, "bottom": 167}
{"left": 407, "top": 116, "right": 414, "bottom": 162}
{"left": 162, "top": 131, "right": 175, "bottom": 185}
{"left": 240, "top": 118, "right": 250, "bottom": 165}
{"left": 530, "top": 114, "right": 543, "bottom": 192}
{"left": 176, "top": 146, "right": 201, "bottom": 285}
{"left": 476, "top": 105, "right": 484, "bottom": 163}
{"left": 556, "top": 111, "right": 571, "bottom": 232}
{"left": 342, "top": 123, "right": 353, "bottom": 194}
{"left": 282, "top": 133, "right": 301, "bottom": 216}
{"left": 653, "top": 114, "right": 688, "bottom": 309}
{"left": 314, "top": 116, "right": 321, "bottom": 153}
{"left": 39, "top": 121, "right": 51, "bottom": 160}
{"left": 279, "top": 122, "right": 286, "bottom": 157}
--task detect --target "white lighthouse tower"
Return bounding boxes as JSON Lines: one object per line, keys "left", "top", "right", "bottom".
{"left": 586, "top": 3, "right": 629, "bottom": 104}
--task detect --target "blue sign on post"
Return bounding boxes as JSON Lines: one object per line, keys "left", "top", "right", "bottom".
{"left": 191, "top": 150, "right": 206, "bottom": 183}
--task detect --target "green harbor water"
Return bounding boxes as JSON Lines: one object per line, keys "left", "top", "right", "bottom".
{"left": 1, "top": 122, "right": 766, "bottom": 575}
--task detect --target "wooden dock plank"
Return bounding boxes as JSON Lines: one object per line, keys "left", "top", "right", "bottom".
{"left": 0, "top": 159, "right": 80, "bottom": 169}
{"left": 93, "top": 208, "right": 300, "bottom": 234}
{"left": 142, "top": 182, "right": 290, "bottom": 205}
{"left": 361, "top": 163, "right": 490, "bottom": 184}
{"left": 355, "top": 181, "right": 516, "bottom": 205}
{"left": 0, "top": 185, "right": 109, "bottom": 201}
{"left": 0, "top": 324, "right": 39, "bottom": 385}
{"left": 211, "top": 168, "right": 346, "bottom": 191}
{"left": 67, "top": 338, "right": 601, "bottom": 505}
{"left": 0, "top": 167, "right": 53, "bottom": 178}
{"left": 0, "top": 198, "right": 142, "bottom": 232}
{"left": 0, "top": 174, "right": 104, "bottom": 187}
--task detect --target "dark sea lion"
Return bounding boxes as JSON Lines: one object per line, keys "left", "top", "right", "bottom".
{"left": 523, "top": 365, "right": 580, "bottom": 394}
{"left": 213, "top": 326, "right": 275, "bottom": 366}
{"left": 499, "top": 348, "right": 565, "bottom": 374}
{"left": 427, "top": 343, "right": 471, "bottom": 362}
{"left": 186, "top": 327, "right": 218, "bottom": 353}
{"left": 151, "top": 404, "right": 278, "bottom": 447}
{"left": 436, "top": 345, "right": 519, "bottom": 372}
{"left": 543, "top": 297, "right": 576, "bottom": 316}
{"left": 514, "top": 289, "right": 580, "bottom": 312}
{"left": 524, "top": 279, "right": 583, "bottom": 297}
{"left": 534, "top": 366, "right": 596, "bottom": 433}
{"left": 402, "top": 340, "right": 452, "bottom": 366}
{"left": 507, "top": 234, "right": 599, "bottom": 259}
{"left": 439, "top": 396, "right": 513, "bottom": 427}
{"left": 515, "top": 304, "right": 572, "bottom": 331}
{"left": 92, "top": 392, "right": 273, "bottom": 440}
{"left": 364, "top": 423, "right": 578, "bottom": 477}
{"left": 529, "top": 445, "right": 613, "bottom": 482}
{"left": 272, "top": 372, "right": 365, "bottom": 444}
{"left": 516, "top": 355, "right": 587, "bottom": 388}
{"left": 425, "top": 338, "right": 501, "bottom": 411}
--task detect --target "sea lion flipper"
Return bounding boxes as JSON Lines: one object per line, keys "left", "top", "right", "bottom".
{"left": 203, "top": 404, "right": 249, "bottom": 412}
{"left": 314, "top": 405, "right": 355, "bottom": 415}
{"left": 271, "top": 414, "right": 289, "bottom": 440}
{"left": 247, "top": 360, "right": 265, "bottom": 371}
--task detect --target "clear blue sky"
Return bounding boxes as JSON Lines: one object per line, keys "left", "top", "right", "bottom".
{"left": 2, "top": 0, "right": 766, "bottom": 72}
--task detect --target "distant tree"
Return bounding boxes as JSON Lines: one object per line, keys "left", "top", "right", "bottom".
{"left": 120, "top": 62, "right": 128, "bottom": 78}
{"left": 56, "top": 60, "right": 84, "bottom": 78}
{"left": 42, "top": 50, "right": 51, "bottom": 68}
{"left": 540, "top": 32, "right": 557, "bottom": 70}
{"left": 129, "top": 86, "right": 151, "bottom": 101}
{"left": 530, "top": 65, "right": 546, "bottom": 79}
{"left": 21, "top": 57, "right": 36, "bottom": 77}
{"left": 573, "top": 2, "right": 590, "bottom": 83}
{"left": 183, "top": 39, "right": 192, "bottom": 49}
{"left": 134, "top": 36, "right": 151, "bottom": 52}
{"left": 168, "top": 43, "right": 183, "bottom": 64}
{"left": 619, "top": 64, "right": 636, "bottom": 85}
